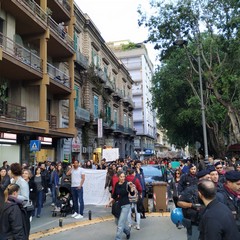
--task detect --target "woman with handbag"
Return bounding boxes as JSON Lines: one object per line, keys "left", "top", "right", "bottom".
{"left": 126, "top": 169, "right": 142, "bottom": 230}
{"left": 106, "top": 171, "right": 136, "bottom": 240}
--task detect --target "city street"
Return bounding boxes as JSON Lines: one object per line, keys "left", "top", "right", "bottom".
{"left": 29, "top": 196, "right": 185, "bottom": 240}
{"left": 32, "top": 215, "right": 186, "bottom": 240}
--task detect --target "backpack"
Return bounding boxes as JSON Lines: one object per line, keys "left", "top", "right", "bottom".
{"left": 128, "top": 177, "right": 138, "bottom": 203}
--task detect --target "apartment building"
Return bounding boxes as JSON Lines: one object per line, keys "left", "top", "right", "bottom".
{"left": 72, "top": 6, "right": 135, "bottom": 161}
{"left": 0, "top": 1, "right": 135, "bottom": 164}
{"left": 108, "top": 41, "right": 156, "bottom": 160}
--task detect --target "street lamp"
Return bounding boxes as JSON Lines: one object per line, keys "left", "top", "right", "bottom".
{"left": 174, "top": 36, "right": 209, "bottom": 163}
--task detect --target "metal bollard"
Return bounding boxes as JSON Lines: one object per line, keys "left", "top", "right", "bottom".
{"left": 59, "top": 218, "right": 63, "bottom": 227}
{"left": 88, "top": 210, "right": 92, "bottom": 220}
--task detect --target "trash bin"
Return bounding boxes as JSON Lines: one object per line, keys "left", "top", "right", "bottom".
{"left": 152, "top": 181, "right": 168, "bottom": 212}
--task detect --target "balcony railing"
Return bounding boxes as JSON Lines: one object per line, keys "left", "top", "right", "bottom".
{"left": 21, "top": 0, "right": 48, "bottom": 23}
{"left": 0, "top": 32, "right": 43, "bottom": 72}
{"left": 48, "top": 114, "right": 57, "bottom": 129}
{"left": 47, "top": 63, "right": 70, "bottom": 88}
{"left": 55, "top": 0, "right": 71, "bottom": 12}
{"left": 113, "top": 123, "right": 124, "bottom": 132}
{"left": 75, "top": 51, "right": 88, "bottom": 69}
{"left": 0, "top": 101, "right": 26, "bottom": 122}
{"left": 95, "top": 68, "right": 106, "bottom": 83}
{"left": 105, "top": 77, "right": 115, "bottom": 91}
{"left": 124, "top": 127, "right": 134, "bottom": 135}
{"left": 48, "top": 17, "right": 74, "bottom": 50}
{"left": 75, "top": 106, "right": 90, "bottom": 122}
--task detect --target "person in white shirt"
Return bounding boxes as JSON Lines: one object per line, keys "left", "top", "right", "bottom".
{"left": 67, "top": 160, "right": 85, "bottom": 219}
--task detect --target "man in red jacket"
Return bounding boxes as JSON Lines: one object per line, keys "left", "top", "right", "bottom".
{"left": 126, "top": 169, "right": 142, "bottom": 230}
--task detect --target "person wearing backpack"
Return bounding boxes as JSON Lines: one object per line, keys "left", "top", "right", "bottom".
{"left": 126, "top": 169, "right": 142, "bottom": 230}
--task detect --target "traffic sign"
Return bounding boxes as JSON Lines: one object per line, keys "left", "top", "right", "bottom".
{"left": 30, "top": 140, "right": 41, "bottom": 152}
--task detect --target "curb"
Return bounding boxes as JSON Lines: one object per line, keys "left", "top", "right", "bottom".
{"left": 29, "top": 212, "right": 170, "bottom": 239}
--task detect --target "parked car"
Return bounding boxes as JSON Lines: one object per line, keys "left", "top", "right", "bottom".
{"left": 141, "top": 165, "right": 164, "bottom": 197}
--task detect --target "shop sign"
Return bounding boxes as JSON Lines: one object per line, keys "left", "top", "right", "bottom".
{"left": 72, "top": 136, "right": 81, "bottom": 152}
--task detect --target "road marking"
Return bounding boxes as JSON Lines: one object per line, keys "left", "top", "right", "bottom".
{"left": 29, "top": 213, "right": 170, "bottom": 240}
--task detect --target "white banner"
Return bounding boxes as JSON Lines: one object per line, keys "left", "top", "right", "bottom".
{"left": 102, "top": 148, "right": 119, "bottom": 162}
{"left": 83, "top": 169, "right": 110, "bottom": 205}
{"left": 98, "top": 118, "right": 103, "bottom": 138}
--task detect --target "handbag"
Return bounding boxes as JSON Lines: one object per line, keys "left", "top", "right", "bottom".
{"left": 136, "top": 197, "right": 145, "bottom": 213}
{"left": 111, "top": 200, "right": 121, "bottom": 218}
{"left": 25, "top": 200, "right": 34, "bottom": 212}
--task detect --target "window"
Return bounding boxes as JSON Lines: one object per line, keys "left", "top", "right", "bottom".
{"left": 92, "top": 48, "right": 99, "bottom": 67}
{"left": 124, "top": 113, "right": 127, "bottom": 128}
{"left": 93, "top": 95, "right": 99, "bottom": 120}
{"left": 103, "top": 65, "right": 108, "bottom": 79}
{"left": 105, "top": 105, "right": 111, "bottom": 122}
{"left": 74, "top": 85, "right": 80, "bottom": 109}
{"left": 114, "top": 109, "right": 118, "bottom": 125}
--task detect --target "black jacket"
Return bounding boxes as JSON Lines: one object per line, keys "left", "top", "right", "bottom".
{"left": 0, "top": 196, "right": 30, "bottom": 240}
{"left": 199, "top": 199, "right": 240, "bottom": 240}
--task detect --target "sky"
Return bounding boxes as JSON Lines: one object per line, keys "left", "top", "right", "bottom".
{"left": 74, "top": 0, "right": 157, "bottom": 65}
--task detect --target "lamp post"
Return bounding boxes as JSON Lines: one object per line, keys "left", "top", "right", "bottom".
{"left": 174, "top": 37, "right": 209, "bottom": 163}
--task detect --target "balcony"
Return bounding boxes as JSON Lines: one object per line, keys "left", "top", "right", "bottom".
{"left": 47, "top": 0, "right": 71, "bottom": 22}
{"left": 113, "top": 123, "right": 124, "bottom": 134}
{"left": 123, "top": 96, "right": 134, "bottom": 107}
{"left": 47, "top": 63, "right": 71, "bottom": 93}
{"left": 1, "top": 0, "right": 47, "bottom": 35}
{"left": 0, "top": 32, "right": 43, "bottom": 80}
{"left": 94, "top": 68, "right": 107, "bottom": 83}
{"left": 47, "top": 17, "right": 74, "bottom": 57}
{"left": 103, "top": 119, "right": 114, "bottom": 131}
{"left": 0, "top": 101, "right": 26, "bottom": 123}
{"left": 124, "top": 127, "right": 134, "bottom": 135}
{"left": 75, "top": 51, "right": 88, "bottom": 70}
{"left": 75, "top": 107, "right": 90, "bottom": 123}
{"left": 113, "top": 88, "right": 123, "bottom": 101}
{"left": 21, "top": 0, "right": 48, "bottom": 24}
{"left": 104, "top": 77, "right": 115, "bottom": 94}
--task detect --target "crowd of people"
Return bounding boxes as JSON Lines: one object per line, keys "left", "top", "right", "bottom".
{"left": 0, "top": 155, "right": 240, "bottom": 239}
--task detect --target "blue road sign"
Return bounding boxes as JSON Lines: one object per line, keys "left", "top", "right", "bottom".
{"left": 30, "top": 140, "right": 41, "bottom": 152}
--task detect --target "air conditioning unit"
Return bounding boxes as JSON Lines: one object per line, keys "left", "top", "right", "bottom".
{"left": 82, "top": 147, "right": 87, "bottom": 153}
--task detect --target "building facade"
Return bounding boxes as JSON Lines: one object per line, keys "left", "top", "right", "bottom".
{"left": 108, "top": 41, "right": 156, "bottom": 160}
{"left": 0, "top": 1, "right": 135, "bottom": 165}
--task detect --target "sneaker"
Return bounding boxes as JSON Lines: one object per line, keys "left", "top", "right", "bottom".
{"left": 51, "top": 203, "right": 55, "bottom": 206}
{"left": 54, "top": 207, "right": 61, "bottom": 212}
{"left": 74, "top": 214, "right": 83, "bottom": 219}
{"left": 128, "top": 224, "right": 132, "bottom": 228}
{"left": 134, "top": 225, "right": 140, "bottom": 230}
{"left": 126, "top": 233, "right": 131, "bottom": 239}
{"left": 29, "top": 216, "right": 32, "bottom": 222}
{"left": 71, "top": 212, "right": 78, "bottom": 218}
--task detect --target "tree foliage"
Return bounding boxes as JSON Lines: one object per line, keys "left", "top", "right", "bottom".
{"left": 139, "top": 0, "right": 240, "bottom": 157}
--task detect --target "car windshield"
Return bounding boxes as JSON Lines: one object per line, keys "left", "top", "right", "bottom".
{"left": 142, "top": 165, "right": 163, "bottom": 182}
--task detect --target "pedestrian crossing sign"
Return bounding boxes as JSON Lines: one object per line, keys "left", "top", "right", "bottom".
{"left": 30, "top": 140, "right": 41, "bottom": 152}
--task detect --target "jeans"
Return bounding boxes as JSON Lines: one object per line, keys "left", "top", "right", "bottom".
{"left": 115, "top": 204, "right": 131, "bottom": 240}
{"left": 36, "top": 190, "right": 43, "bottom": 216}
{"left": 128, "top": 203, "right": 140, "bottom": 227}
{"left": 51, "top": 184, "right": 57, "bottom": 204}
{"left": 71, "top": 187, "right": 84, "bottom": 215}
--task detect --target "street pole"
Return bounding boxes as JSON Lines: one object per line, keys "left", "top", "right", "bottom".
{"left": 197, "top": 42, "right": 208, "bottom": 163}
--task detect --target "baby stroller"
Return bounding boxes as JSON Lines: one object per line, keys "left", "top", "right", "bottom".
{"left": 52, "top": 183, "right": 73, "bottom": 217}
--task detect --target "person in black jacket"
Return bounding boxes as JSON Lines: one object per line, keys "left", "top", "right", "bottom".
{"left": 198, "top": 179, "right": 240, "bottom": 240}
{"left": 0, "top": 183, "right": 30, "bottom": 240}
{"left": 0, "top": 168, "right": 10, "bottom": 191}
{"left": 107, "top": 171, "right": 136, "bottom": 240}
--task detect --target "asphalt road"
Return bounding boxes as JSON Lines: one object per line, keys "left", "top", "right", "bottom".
{"left": 38, "top": 216, "right": 186, "bottom": 240}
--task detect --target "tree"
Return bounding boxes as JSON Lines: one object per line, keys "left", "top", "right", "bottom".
{"left": 139, "top": 0, "right": 240, "bottom": 155}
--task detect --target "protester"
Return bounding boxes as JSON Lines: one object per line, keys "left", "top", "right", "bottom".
{"left": 0, "top": 168, "right": 10, "bottom": 191}
{"left": 126, "top": 168, "right": 142, "bottom": 230}
{"left": 49, "top": 162, "right": 59, "bottom": 206}
{"left": 67, "top": 160, "right": 85, "bottom": 219}
{"left": 198, "top": 180, "right": 240, "bottom": 239}
{"left": 0, "top": 184, "right": 30, "bottom": 240}
{"left": 34, "top": 167, "right": 45, "bottom": 218}
{"left": 107, "top": 171, "right": 136, "bottom": 240}
{"left": 10, "top": 163, "right": 29, "bottom": 206}
{"left": 135, "top": 160, "right": 146, "bottom": 219}
{"left": 171, "top": 168, "right": 182, "bottom": 207}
